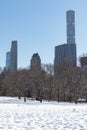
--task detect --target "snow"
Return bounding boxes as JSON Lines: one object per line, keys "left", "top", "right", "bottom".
{"left": 0, "top": 97, "right": 87, "bottom": 129}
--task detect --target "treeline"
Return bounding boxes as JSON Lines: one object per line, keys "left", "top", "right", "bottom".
{"left": 0, "top": 64, "right": 87, "bottom": 103}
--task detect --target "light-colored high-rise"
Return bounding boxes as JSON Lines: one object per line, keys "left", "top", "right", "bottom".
{"left": 66, "top": 10, "right": 75, "bottom": 44}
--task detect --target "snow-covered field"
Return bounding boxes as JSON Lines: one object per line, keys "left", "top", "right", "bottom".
{"left": 0, "top": 97, "right": 87, "bottom": 130}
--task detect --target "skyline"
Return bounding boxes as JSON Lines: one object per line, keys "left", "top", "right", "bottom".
{"left": 0, "top": 0, "right": 87, "bottom": 68}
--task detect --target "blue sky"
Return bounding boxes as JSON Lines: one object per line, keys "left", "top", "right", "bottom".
{"left": 0, "top": 0, "right": 87, "bottom": 68}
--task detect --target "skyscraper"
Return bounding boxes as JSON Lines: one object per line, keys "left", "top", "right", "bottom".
{"left": 66, "top": 10, "right": 75, "bottom": 44}
{"left": 6, "top": 51, "right": 11, "bottom": 70}
{"left": 10, "top": 40, "right": 17, "bottom": 70}
{"left": 6, "top": 40, "right": 18, "bottom": 71}
{"left": 54, "top": 10, "right": 77, "bottom": 71}
{"left": 54, "top": 43, "right": 76, "bottom": 67}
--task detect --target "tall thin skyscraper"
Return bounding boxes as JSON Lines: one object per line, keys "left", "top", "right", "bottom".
{"left": 11, "top": 40, "right": 17, "bottom": 70}
{"left": 5, "top": 40, "right": 17, "bottom": 71}
{"left": 54, "top": 10, "right": 76, "bottom": 74}
{"left": 6, "top": 51, "right": 11, "bottom": 70}
{"left": 66, "top": 10, "right": 75, "bottom": 44}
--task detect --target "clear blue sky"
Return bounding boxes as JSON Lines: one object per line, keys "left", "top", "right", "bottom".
{"left": 0, "top": 0, "right": 87, "bottom": 68}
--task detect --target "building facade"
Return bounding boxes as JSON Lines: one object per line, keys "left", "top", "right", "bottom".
{"left": 6, "top": 40, "right": 17, "bottom": 70}
{"left": 10, "top": 40, "right": 17, "bottom": 70}
{"left": 80, "top": 56, "right": 87, "bottom": 67}
{"left": 66, "top": 10, "right": 75, "bottom": 44}
{"left": 6, "top": 51, "right": 11, "bottom": 70}
{"left": 54, "top": 43, "right": 76, "bottom": 67}
{"left": 30, "top": 53, "right": 41, "bottom": 71}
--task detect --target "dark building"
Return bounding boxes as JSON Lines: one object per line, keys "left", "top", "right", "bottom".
{"left": 80, "top": 56, "right": 87, "bottom": 67}
{"left": 54, "top": 43, "right": 76, "bottom": 67}
{"left": 10, "top": 40, "right": 17, "bottom": 70}
{"left": 30, "top": 53, "right": 41, "bottom": 71}
{"left": 54, "top": 10, "right": 77, "bottom": 70}
{"left": 6, "top": 40, "right": 17, "bottom": 70}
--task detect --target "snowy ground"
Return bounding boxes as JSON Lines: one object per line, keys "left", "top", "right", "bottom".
{"left": 0, "top": 97, "right": 87, "bottom": 130}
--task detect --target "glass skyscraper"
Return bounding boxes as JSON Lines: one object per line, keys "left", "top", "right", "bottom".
{"left": 54, "top": 43, "right": 76, "bottom": 67}
{"left": 54, "top": 10, "right": 77, "bottom": 70}
{"left": 6, "top": 51, "right": 11, "bottom": 70}
{"left": 6, "top": 40, "right": 17, "bottom": 70}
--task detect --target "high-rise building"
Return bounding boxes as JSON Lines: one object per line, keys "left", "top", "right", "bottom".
{"left": 6, "top": 51, "right": 11, "bottom": 70}
{"left": 54, "top": 10, "right": 77, "bottom": 73}
{"left": 6, "top": 40, "right": 17, "bottom": 71}
{"left": 66, "top": 10, "right": 75, "bottom": 44}
{"left": 10, "top": 40, "right": 17, "bottom": 70}
{"left": 54, "top": 43, "right": 76, "bottom": 67}
{"left": 30, "top": 53, "right": 41, "bottom": 71}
